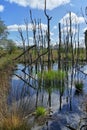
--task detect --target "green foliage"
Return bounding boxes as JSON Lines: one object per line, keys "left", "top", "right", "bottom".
{"left": 6, "top": 39, "right": 17, "bottom": 54}
{"left": 0, "top": 49, "right": 21, "bottom": 69}
{"left": 75, "top": 80, "right": 83, "bottom": 90}
{"left": 0, "top": 18, "right": 8, "bottom": 40}
{"left": 0, "top": 18, "right": 17, "bottom": 54}
{"left": 0, "top": 39, "right": 17, "bottom": 54}
{"left": 36, "top": 107, "right": 46, "bottom": 117}
{"left": 38, "top": 70, "right": 66, "bottom": 81}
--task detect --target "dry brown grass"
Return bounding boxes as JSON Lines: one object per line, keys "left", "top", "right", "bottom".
{"left": 1, "top": 114, "right": 28, "bottom": 130}
{"left": 0, "top": 69, "right": 31, "bottom": 130}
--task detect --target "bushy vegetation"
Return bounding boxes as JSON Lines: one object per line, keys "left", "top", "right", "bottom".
{"left": 74, "top": 80, "right": 83, "bottom": 91}
{"left": 35, "top": 107, "right": 46, "bottom": 117}
{"left": 38, "top": 69, "right": 66, "bottom": 81}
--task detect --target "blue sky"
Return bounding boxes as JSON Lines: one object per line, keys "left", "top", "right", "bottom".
{"left": 0, "top": 0, "right": 87, "bottom": 46}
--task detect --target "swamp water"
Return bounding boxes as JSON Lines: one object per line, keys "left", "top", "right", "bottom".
{"left": 8, "top": 63, "right": 87, "bottom": 130}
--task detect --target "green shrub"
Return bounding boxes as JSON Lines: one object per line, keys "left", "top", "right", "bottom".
{"left": 36, "top": 107, "right": 46, "bottom": 117}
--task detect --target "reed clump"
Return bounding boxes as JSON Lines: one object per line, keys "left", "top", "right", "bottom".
{"left": 35, "top": 106, "right": 46, "bottom": 117}
{"left": 0, "top": 114, "right": 29, "bottom": 130}
{"left": 74, "top": 80, "right": 83, "bottom": 91}
{"left": 38, "top": 69, "right": 66, "bottom": 81}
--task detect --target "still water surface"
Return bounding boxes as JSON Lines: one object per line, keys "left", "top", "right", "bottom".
{"left": 8, "top": 63, "right": 87, "bottom": 130}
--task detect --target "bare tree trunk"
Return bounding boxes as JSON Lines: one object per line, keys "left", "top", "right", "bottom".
{"left": 77, "top": 24, "right": 80, "bottom": 63}
{"left": 44, "top": 0, "right": 52, "bottom": 70}
{"left": 69, "top": 12, "right": 74, "bottom": 64}
{"left": 24, "top": 18, "right": 30, "bottom": 66}
{"left": 65, "top": 19, "right": 69, "bottom": 63}
{"left": 58, "top": 23, "right": 61, "bottom": 69}
{"left": 85, "top": 30, "right": 87, "bottom": 61}
{"left": 18, "top": 27, "right": 26, "bottom": 64}
{"left": 30, "top": 10, "right": 38, "bottom": 74}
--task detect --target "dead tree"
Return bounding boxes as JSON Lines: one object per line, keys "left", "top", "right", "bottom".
{"left": 44, "top": 0, "right": 52, "bottom": 70}
{"left": 18, "top": 27, "right": 26, "bottom": 64}
{"left": 65, "top": 19, "right": 69, "bottom": 63}
{"left": 69, "top": 12, "right": 74, "bottom": 64}
{"left": 24, "top": 18, "right": 29, "bottom": 47}
{"left": 58, "top": 23, "right": 61, "bottom": 69}
{"left": 85, "top": 30, "right": 87, "bottom": 61}
{"left": 81, "top": 7, "right": 87, "bottom": 61}
{"left": 30, "top": 10, "right": 37, "bottom": 47}
{"left": 30, "top": 10, "right": 38, "bottom": 73}
{"left": 77, "top": 24, "right": 80, "bottom": 62}
{"left": 39, "top": 19, "right": 45, "bottom": 70}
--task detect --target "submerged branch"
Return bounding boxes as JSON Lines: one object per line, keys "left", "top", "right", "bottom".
{"left": 76, "top": 67, "right": 87, "bottom": 76}
{"left": 14, "top": 74, "right": 37, "bottom": 89}
{"left": 15, "top": 68, "right": 37, "bottom": 81}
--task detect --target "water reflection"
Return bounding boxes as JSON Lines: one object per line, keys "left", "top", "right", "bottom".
{"left": 8, "top": 63, "right": 87, "bottom": 129}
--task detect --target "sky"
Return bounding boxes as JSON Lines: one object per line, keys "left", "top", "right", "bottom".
{"left": 0, "top": 0, "right": 87, "bottom": 46}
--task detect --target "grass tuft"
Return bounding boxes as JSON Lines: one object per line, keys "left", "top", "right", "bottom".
{"left": 74, "top": 80, "right": 83, "bottom": 91}
{"left": 36, "top": 107, "right": 46, "bottom": 117}
{"left": 38, "top": 70, "right": 66, "bottom": 81}
{"left": 0, "top": 114, "right": 28, "bottom": 130}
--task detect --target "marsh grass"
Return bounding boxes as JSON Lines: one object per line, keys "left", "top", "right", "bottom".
{"left": 35, "top": 106, "right": 46, "bottom": 117}
{"left": 0, "top": 70, "right": 10, "bottom": 122}
{"left": 0, "top": 70, "right": 30, "bottom": 130}
{"left": 1, "top": 114, "right": 29, "bottom": 130}
{"left": 74, "top": 80, "right": 83, "bottom": 91}
{"left": 38, "top": 70, "right": 66, "bottom": 95}
{"left": 38, "top": 70, "right": 66, "bottom": 81}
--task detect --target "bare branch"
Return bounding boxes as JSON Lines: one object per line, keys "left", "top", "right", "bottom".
{"left": 44, "top": 0, "right": 52, "bottom": 20}
{"left": 13, "top": 45, "right": 36, "bottom": 60}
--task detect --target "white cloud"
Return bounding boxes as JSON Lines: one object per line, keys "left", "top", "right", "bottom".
{"left": 53, "top": 25, "right": 57, "bottom": 30}
{"left": 5, "top": 0, "right": 70, "bottom": 10}
{"left": 61, "top": 26, "right": 78, "bottom": 35}
{"left": 70, "top": 3, "right": 74, "bottom": 7}
{"left": 7, "top": 24, "right": 27, "bottom": 31}
{"left": 50, "top": 32, "right": 54, "bottom": 36}
{"left": 40, "top": 23, "right": 47, "bottom": 30}
{"left": 83, "top": 27, "right": 87, "bottom": 33}
{"left": 0, "top": 5, "right": 4, "bottom": 12}
{"left": 78, "top": 17, "right": 85, "bottom": 23}
{"left": 60, "top": 12, "right": 85, "bottom": 25}
{"left": 7, "top": 23, "right": 47, "bottom": 31}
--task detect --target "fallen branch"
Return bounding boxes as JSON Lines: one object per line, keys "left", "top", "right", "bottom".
{"left": 13, "top": 45, "right": 36, "bottom": 61}
{"left": 29, "top": 50, "right": 48, "bottom": 65}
